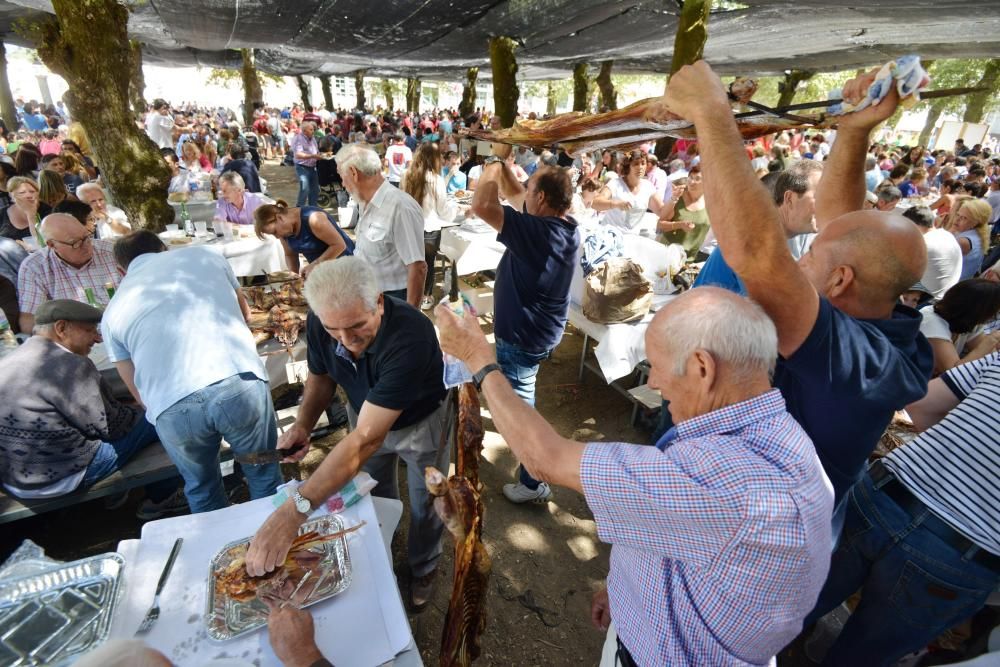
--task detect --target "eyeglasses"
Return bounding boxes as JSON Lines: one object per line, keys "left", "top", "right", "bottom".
{"left": 51, "top": 235, "right": 93, "bottom": 250}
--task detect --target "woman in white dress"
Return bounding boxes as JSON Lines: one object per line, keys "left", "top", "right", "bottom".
{"left": 591, "top": 150, "right": 669, "bottom": 232}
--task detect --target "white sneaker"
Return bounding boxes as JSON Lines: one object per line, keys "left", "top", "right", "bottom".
{"left": 420, "top": 295, "right": 434, "bottom": 310}
{"left": 502, "top": 481, "right": 552, "bottom": 504}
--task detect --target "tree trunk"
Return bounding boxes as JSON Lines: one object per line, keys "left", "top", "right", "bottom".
{"left": 27, "top": 0, "right": 172, "bottom": 230}
{"left": 656, "top": 0, "right": 714, "bottom": 159}
{"left": 240, "top": 49, "right": 263, "bottom": 127}
{"left": 919, "top": 99, "right": 947, "bottom": 148}
{"left": 572, "top": 63, "right": 589, "bottom": 112}
{"left": 596, "top": 60, "right": 617, "bottom": 111}
{"left": 489, "top": 36, "right": 519, "bottom": 128}
{"left": 963, "top": 59, "right": 1000, "bottom": 123}
{"left": 320, "top": 75, "right": 334, "bottom": 111}
{"left": 546, "top": 80, "right": 557, "bottom": 116}
{"left": 381, "top": 79, "right": 394, "bottom": 111}
{"left": 459, "top": 67, "right": 478, "bottom": 118}
{"left": 0, "top": 42, "right": 20, "bottom": 132}
{"left": 354, "top": 70, "right": 366, "bottom": 111}
{"left": 406, "top": 77, "right": 422, "bottom": 114}
{"left": 127, "top": 39, "right": 147, "bottom": 118}
{"left": 776, "top": 69, "right": 815, "bottom": 109}
{"left": 295, "top": 75, "right": 311, "bottom": 109}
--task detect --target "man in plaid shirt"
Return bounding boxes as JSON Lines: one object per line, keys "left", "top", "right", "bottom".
{"left": 17, "top": 213, "right": 122, "bottom": 333}
{"left": 435, "top": 287, "right": 833, "bottom": 666}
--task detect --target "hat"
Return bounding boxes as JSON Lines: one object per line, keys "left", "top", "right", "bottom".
{"left": 668, "top": 169, "right": 689, "bottom": 182}
{"left": 34, "top": 299, "right": 103, "bottom": 326}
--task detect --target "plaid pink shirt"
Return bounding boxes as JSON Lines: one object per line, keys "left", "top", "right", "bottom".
{"left": 17, "top": 239, "right": 122, "bottom": 314}
{"left": 581, "top": 389, "right": 834, "bottom": 666}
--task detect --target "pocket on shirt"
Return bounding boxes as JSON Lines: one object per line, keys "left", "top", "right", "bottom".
{"left": 364, "top": 219, "right": 389, "bottom": 243}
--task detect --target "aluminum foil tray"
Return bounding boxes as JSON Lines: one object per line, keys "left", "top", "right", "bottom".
{"left": 206, "top": 514, "right": 353, "bottom": 641}
{"left": 0, "top": 553, "right": 125, "bottom": 666}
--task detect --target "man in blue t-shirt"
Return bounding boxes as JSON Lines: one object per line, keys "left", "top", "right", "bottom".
{"left": 667, "top": 62, "right": 932, "bottom": 535}
{"left": 470, "top": 149, "right": 580, "bottom": 505}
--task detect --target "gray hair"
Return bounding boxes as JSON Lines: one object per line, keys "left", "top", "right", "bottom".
{"left": 334, "top": 144, "right": 382, "bottom": 176}
{"left": 303, "top": 256, "right": 381, "bottom": 313}
{"left": 75, "top": 182, "right": 105, "bottom": 199}
{"left": 656, "top": 287, "right": 778, "bottom": 378}
{"left": 301, "top": 121, "right": 316, "bottom": 131}
{"left": 218, "top": 171, "right": 245, "bottom": 190}
{"left": 877, "top": 185, "right": 902, "bottom": 203}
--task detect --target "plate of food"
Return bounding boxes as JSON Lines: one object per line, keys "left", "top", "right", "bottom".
{"left": 453, "top": 189, "right": 473, "bottom": 203}
{"left": 205, "top": 515, "right": 360, "bottom": 641}
{"left": 168, "top": 237, "right": 192, "bottom": 246}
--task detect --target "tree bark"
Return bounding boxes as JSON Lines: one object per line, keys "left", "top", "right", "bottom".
{"left": 406, "top": 77, "right": 422, "bottom": 114}
{"left": 596, "top": 60, "right": 617, "bottom": 111}
{"left": 295, "top": 75, "right": 311, "bottom": 109}
{"left": 963, "top": 59, "right": 1000, "bottom": 123}
{"left": 572, "top": 63, "right": 589, "bottom": 112}
{"left": 0, "top": 41, "right": 20, "bottom": 132}
{"left": 546, "top": 80, "right": 557, "bottom": 116}
{"left": 489, "top": 36, "right": 519, "bottom": 128}
{"left": 459, "top": 67, "right": 478, "bottom": 118}
{"left": 240, "top": 49, "right": 263, "bottom": 127}
{"left": 776, "top": 69, "right": 815, "bottom": 109}
{"left": 26, "top": 0, "right": 172, "bottom": 230}
{"left": 656, "top": 0, "right": 714, "bottom": 159}
{"left": 127, "top": 39, "right": 147, "bottom": 118}
{"left": 354, "top": 70, "right": 367, "bottom": 111}
{"left": 380, "top": 79, "right": 394, "bottom": 111}
{"left": 918, "top": 99, "right": 946, "bottom": 148}
{"left": 320, "top": 75, "right": 334, "bottom": 111}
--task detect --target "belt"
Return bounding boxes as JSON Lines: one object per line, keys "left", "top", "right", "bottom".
{"left": 869, "top": 461, "right": 1000, "bottom": 572}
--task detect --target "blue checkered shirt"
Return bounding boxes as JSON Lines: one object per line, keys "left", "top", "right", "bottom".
{"left": 580, "top": 389, "right": 834, "bottom": 666}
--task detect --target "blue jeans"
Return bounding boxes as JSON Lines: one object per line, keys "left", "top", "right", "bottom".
{"left": 294, "top": 164, "right": 319, "bottom": 207}
{"left": 495, "top": 337, "right": 551, "bottom": 490}
{"left": 806, "top": 472, "right": 998, "bottom": 666}
{"left": 155, "top": 373, "right": 283, "bottom": 513}
{"left": 80, "top": 417, "right": 174, "bottom": 503}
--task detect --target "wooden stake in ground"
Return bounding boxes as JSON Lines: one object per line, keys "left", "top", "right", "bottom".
{"left": 459, "top": 67, "right": 478, "bottom": 119}
{"left": 23, "top": 0, "right": 173, "bottom": 230}
{"left": 489, "top": 37, "right": 519, "bottom": 128}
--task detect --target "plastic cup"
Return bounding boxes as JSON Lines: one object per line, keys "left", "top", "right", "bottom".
{"left": 194, "top": 221, "right": 208, "bottom": 236}
{"left": 219, "top": 220, "right": 234, "bottom": 241}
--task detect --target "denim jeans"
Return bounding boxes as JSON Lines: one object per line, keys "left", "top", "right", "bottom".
{"left": 294, "top": 164, "right": 319, "bottom": 207}
{"left": 155, "top": 373, "right": 283, "bottom": 513}
{"left": 347, "top": 400, "right": 451, "bottom": 577}
{"left": 82, "top": 417, "right": 176, "bottom": 502}
{"left": 806, "top": 472, "right": 998, "bottom": 666}
{"left": 495, "top": 337, "right": 551, "bottom": 489}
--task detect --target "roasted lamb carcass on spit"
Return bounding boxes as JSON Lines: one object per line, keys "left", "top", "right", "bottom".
{"left": 425, "top": 384, "right": 491, "bottom": 667}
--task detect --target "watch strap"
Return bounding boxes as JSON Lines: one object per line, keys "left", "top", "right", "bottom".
{"left": 472, "top": 362, "right": 502, "bottom": 391}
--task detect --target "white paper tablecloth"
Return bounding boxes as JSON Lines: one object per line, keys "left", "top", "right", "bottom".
{"left": 110, "top": 493, "right": 415, "bottom": 666}
{"left": 439, "top": 219, "right": 505, "bottom": 276}
{"left": 159, "top": 233, "right": 287, "bottom": 278}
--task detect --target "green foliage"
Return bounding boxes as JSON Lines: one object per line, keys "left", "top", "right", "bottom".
{"left": 206, "top": 65, "right": 283, "bottom": 89}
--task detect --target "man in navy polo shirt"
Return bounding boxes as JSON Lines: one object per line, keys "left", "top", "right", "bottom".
{"left": 665, "top": 62, "right": 932, "bottom": 535}
{"left": 247, "top": 257, "right": 449, "bottom": 610}
{"left": 470, "top": 147, "right": 580, "bottom": 504}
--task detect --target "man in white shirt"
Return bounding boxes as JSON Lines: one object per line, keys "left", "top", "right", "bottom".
{"left": 383, "top": 132, "right": 412, "bottom": 186}
{"left": 335, "top": 144, "right": 426, "bottom": 307}
{"left": 76, "top": 183, "right": 131, "bottom": 238}
{"left": 902, "top": 206, "right": 962, "bottom": 301}
{"left": 144, "top": 99, "right": 175, "bottom": 150}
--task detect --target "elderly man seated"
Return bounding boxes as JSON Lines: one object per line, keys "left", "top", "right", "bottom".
{"left": 76, "top": 183, "right": 131, "bottom": 238}
{"left": 435, "top": 287, "right": 834, "bottom": 666}
{"left": 0, "top": 300, "right": 183, "bottom": 516}
{"left": 215, "top": 172, "right": 267, "bottom": 227}
{"left": 16, "top": 213, "right": 122, "bottom": 333}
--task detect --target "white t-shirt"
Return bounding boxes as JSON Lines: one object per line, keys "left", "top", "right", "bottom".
{"left": 921, "top": 228, "right": 963, "bottom": 300}
{"left": 468, "top": 165, "right": 483, "bottom": 184}
{"left": 384, "top": 144, "right": 412, "bottom": 183}
{"left": 601, "top": 178, "right": 656, "bottom": 231}
{"left": 145, "top": 112, "right": 175, "bottom": 149}
{"left": 919, "top": 305, "right": 983, "bottom": 356}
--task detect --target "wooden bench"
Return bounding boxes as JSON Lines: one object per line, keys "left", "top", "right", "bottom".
{"left": 0, "top": 443, "right": 233, "bottom": 525}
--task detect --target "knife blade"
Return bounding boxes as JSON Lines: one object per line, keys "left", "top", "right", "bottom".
{"left": 234, "top": 442, "right": 306, "bottom": 466}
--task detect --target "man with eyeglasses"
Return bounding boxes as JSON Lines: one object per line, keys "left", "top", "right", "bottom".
{"left": 16, "top": 213, "right": 121, "bottom": 334}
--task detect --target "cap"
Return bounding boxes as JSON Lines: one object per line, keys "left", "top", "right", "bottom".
{"left": 668, "top": 169, "right": 690, "bottom": 182}
{"left": 34, "top": 299, "right": 103, "bottom": 326}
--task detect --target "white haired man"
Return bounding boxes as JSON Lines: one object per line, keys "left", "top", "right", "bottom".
{"left": 334, "top": 144, "right": 426, "bottom": 307}
{"left": 76, "top": 183, "right": 131, "bottom": 239}
{"left": 215, "top": 172, "right": 267, "bottom": 227}
{"left": 247, "top": 257, "right": 449, "bottom": 610}
{"left": 433, "top": 287, "right": 834, "bottom": 666}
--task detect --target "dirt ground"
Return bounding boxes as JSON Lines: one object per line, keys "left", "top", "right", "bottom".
{"left": 0, "top": 158, "right": 652, "bottom": 666}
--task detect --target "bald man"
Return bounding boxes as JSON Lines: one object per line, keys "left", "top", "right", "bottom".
{"left": 664, "top": 62, "right": 932, "bottom": 534}
{"left": 16, "top": 213, "right": 122, "bottom": 333}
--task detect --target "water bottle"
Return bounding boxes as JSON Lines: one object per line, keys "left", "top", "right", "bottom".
{"left": 180, "top": 202, "right": 195, "bottom": 237}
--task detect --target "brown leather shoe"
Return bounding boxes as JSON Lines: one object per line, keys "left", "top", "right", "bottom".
{"left": 410, "top": 568, "right": 438, "bottom": 611}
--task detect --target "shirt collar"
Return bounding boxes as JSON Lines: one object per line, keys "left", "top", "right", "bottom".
{"left": 367, "top": 179, "right": 392, "bottom": 210}
{"left": 656, "top": 389, "right": 786, "bottom": 450}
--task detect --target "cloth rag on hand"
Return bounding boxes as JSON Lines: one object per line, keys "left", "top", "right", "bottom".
{"left": 827, "top": 55, "right": 930, "bottom": 115}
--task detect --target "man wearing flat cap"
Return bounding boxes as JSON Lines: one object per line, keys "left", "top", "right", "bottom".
{"left": 0, "top": 300, "right": 175, "bottom": 506}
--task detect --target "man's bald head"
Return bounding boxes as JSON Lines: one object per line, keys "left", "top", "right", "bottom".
{"left": 40, "top": 212, "right": 86, "bottom": 238}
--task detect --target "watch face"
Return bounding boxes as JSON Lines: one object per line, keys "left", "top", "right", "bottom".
{"left": 294, "top": 493, "right": 311, "bottom": 513}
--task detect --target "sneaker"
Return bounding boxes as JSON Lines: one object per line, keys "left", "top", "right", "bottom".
{"left": 136, "top": 488, "right": 189, "bottom": 521}
{"left": 502, "top": 481, "right": 552, "bottom": 504}
{"left": 103, "top": 490, "right": 130, "bottom": 510}
{"left": 420, "top": 295, "right": 434, "bottom": 310}
{"left": 410, "top": 568, "right": 437, "bottom": 611}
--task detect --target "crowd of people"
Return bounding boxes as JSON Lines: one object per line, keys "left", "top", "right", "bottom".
{"left": 0, "top": 64, "right": 998, "bottom": 667}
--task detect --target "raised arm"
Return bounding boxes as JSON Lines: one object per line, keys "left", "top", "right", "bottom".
{"left": 663, "top": 62, "right": 819, "bottom": 358}
{"left": 470, "top": 164, "right": 505, "bottom": 232}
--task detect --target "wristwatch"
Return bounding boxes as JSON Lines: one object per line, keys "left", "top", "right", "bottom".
{"left": 472, "top": 363, "right": 502, "bottom": 391}
{"left": 483, "top": 156, "right": 502, "bottom": 166}
{"left": 291, "top": 489, "right": 313, "bottom": 516}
